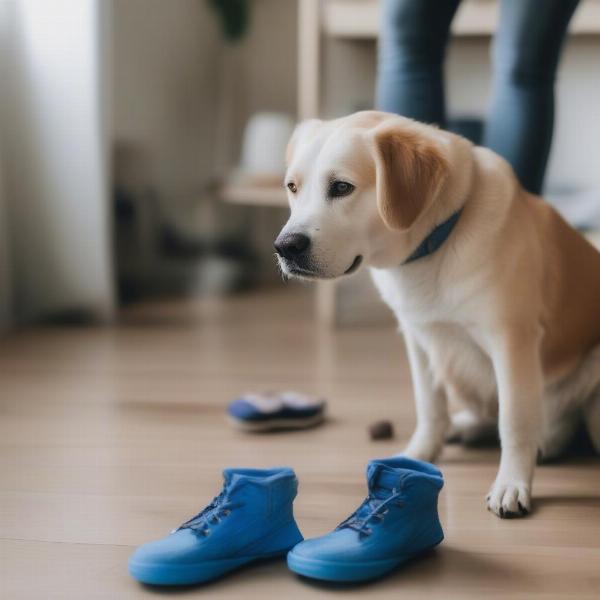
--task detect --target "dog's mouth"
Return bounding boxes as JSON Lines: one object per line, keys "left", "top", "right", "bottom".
{"left": 344, "top": 255, "right": 363, "bottom": 275}
{"left": 287, "top": 265, "right": 320, "bottom": 279}
{"left": 280, "top": 255, "right": 363, "bottom": 280}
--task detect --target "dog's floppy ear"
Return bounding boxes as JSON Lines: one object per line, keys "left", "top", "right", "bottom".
{"left": 286, "top": 119, "right": 322, "bottom": 165}
{"left": 371, "top": 122, "right": 449, "bottom": 230}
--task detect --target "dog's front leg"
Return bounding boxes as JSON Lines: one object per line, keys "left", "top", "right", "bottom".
{"left": 402, "top": 332, "right": 449, "bottom": 462}
{"left": 487, "top": 330, "right": 543, "bottom": 518}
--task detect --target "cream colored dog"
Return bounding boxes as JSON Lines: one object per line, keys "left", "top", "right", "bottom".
{"left": 274, "top": 111, "right": 600, "bottom": 518}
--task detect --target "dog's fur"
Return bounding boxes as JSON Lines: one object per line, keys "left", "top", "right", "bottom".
{"left": 275, "top": 111, "right": 600, "bottom": 518}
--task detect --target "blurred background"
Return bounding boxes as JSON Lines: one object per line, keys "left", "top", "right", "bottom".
{"left": 1, "top": 3, "right": 600, "bottom": 597}
{"left": 0, "top": 0, "right": 599, "bottom": 329}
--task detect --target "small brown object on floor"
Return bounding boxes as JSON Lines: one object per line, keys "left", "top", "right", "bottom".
{"left": 369, "top": 419, "right": 394, "bottom": 440}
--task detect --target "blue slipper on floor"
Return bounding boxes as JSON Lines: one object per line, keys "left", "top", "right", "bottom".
{"left": 227, "top": 391, "right": 326, "bottom": 431}
{"left": 287, "top": 456, "right": 444, "bottom": 582}
{"left": 129, "top": 467, "right": 303, "bottom": 586}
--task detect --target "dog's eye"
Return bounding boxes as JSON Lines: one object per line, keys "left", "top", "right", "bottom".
{"left": 328, "top": 180, "right": 355, "bottom": 198}
{"left": 287, "top": 182, "right": 298, "bottom": 194}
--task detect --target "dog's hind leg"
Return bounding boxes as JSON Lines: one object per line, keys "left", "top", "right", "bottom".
{"left": 583, "top": 393, "right": 600, "bottom": 453}
{"left": 446, "top": 408, "right": 498, "bottom": 446}
{"left": 445, "top": 382, "right": 498, "bottom": 446}
{"left": 542, "top": 344, "right": 600, "bottom": 458}
{"left": 539, "top": 410, "right": 580, "bottom": 461}
{"left": 577, "top": 344, "right": 600, "bottom": 454}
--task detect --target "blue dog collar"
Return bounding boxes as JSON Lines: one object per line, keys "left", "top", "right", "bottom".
{"left": 402, "top": 209, "right": 463, "bottom": 265}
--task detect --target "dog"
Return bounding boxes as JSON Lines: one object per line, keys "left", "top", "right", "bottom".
{"left": 274, "top": 111, "right": 600, "bottom": 518}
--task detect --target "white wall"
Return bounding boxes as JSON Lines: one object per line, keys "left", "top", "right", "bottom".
{"left": 112, "top": 0, "right": 220, "bottom": 198}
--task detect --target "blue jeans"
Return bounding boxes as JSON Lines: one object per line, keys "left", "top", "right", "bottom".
{"left": 376, "top": 0, "right": 580, "bottom": 194}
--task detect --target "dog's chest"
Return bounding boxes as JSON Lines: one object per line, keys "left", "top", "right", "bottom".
{"left": 370, "top": 267, "right": 497, "bottom": 402}
{"left": 413, "top": 322, "right": 495, "bottom": 400}
{"left": 370, "top": 266, "right": 473, "bottom": 323}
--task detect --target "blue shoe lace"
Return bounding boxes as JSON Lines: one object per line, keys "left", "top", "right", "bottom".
{"left": 337, "top": 488, "right": 403, "bottom": 537}
{"left": 176, "top": 486, "right": 234, "bottom": 537}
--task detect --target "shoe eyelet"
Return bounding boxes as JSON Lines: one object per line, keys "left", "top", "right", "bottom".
{"left": 222, "top": 509, "right": 231, "bottom": 517}
{"left": 202, "top": 528, "right": 211, "bottom": 536}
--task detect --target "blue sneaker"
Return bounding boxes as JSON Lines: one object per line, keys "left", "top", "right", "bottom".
{"left": 129, "top": 467, "right": 303, "bottom": 585}
{"left": 287, "top": 457, "right": 444, "bottom": 582}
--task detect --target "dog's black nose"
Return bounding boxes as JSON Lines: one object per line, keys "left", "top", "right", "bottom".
{"left": 274, "top": 233, "right": 311, "bottom": 260}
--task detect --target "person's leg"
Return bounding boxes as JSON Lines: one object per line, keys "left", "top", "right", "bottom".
{"left": 483, "top": 0, "right": 580, "bottom": 194}
{"left": 376, "top": 0, "right": 461, "bottom": 127}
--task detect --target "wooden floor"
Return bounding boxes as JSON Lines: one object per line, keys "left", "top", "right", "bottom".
{"left": 1, "top": 287, "right": 599, "bottom": 599}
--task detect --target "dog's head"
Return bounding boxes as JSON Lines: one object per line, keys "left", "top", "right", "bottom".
{"left": 274, "top": 111, "right": 453, "bottom": 280}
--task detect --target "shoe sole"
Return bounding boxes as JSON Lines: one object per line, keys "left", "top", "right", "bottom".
{"left": 129, "top": 548, "right": 289, "bottom": 586}
{"left": 287, "top": 540, "right": 443, "bottom": 583}
{"left": 227, "top": 413, "right": 325, "bottom": 432}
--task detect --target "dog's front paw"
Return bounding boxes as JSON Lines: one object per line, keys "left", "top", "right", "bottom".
{"left": 486, "top": 479, "right": 531, "bottom": 518}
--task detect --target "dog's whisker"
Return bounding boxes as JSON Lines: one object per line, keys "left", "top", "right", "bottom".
{"left": 273, "top": 253, "right": 289, "bottom": 282}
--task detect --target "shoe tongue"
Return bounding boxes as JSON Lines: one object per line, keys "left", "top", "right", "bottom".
{"left": 222, "top": 469, "right": 245, "bottom": 492}
{"left": 367, "top": 463, "right": 405, "bottom": 498}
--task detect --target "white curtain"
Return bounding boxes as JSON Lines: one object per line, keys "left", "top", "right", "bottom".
{"left": 0, "top": 0, "right": 114, "bottom": 329}
{"left": 0, "top": 159, "right": 11, "bottom": 331}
